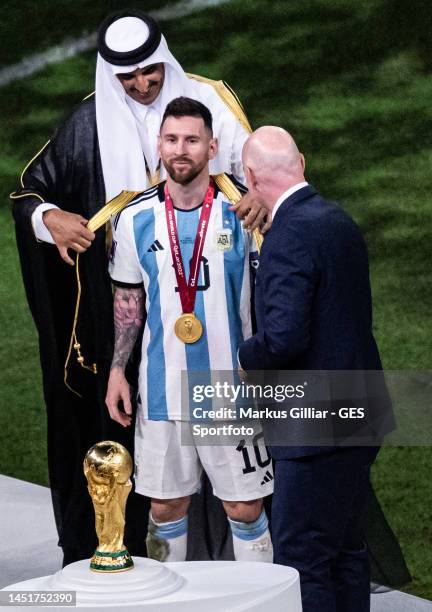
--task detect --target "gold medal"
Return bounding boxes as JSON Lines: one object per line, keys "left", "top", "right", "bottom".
{"left": 165, "top": 181, "right": 213, "bottom": 346}
{"left": 175, "top": 313, "right": 203, "bottom": 344}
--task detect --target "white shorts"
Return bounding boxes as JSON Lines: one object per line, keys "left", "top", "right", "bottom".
{"left": 134, "top": 420, "right": 274, "bottom": 502}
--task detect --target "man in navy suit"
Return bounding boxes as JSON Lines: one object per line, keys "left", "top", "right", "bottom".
{"left": 238, "top": 127, "right": 394, "bottom": 612}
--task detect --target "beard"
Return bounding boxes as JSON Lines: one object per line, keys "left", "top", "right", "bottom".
{"left": 164, "top": 157, "right": 207, "bottom": 185}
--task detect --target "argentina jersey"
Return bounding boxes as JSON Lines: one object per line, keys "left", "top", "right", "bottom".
{"left": 110, "top": 181, "right": 258, "bottom": 421}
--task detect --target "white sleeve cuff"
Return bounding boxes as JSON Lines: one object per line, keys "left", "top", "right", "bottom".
{"left": 31, "top": 203, "right": 59, "bottom": 243}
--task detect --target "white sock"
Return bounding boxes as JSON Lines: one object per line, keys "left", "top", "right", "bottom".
{"left": 146, "top": 512, "right": 188, "bottom": 562}
{"left": 228, "top": 509, "right": 273, "bottom": 563}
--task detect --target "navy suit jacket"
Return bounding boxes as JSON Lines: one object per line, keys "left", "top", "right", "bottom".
{"left": 238, "top": 185, "right": 394, "bottom": 458}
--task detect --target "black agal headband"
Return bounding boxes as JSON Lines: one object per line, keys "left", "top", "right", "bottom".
{"left": 97, "top": 10, "right": 162, "bottom": 66}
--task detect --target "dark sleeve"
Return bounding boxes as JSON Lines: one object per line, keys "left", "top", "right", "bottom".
{"left": 10, "top": 101, "right": 89, "bottom": 228}
{"left": 111, "top": 279, "right": 144, "bottom": 289}
{"left": 239, "top": 228, "right": 317, "bottom": 370}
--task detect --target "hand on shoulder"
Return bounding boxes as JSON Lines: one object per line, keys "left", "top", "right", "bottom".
{"left": 230, "top": 192, "right": 272, "bottom": 233}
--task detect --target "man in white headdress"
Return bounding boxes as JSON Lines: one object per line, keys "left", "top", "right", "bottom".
{"left": 95, "top": 10, "right": 249, "bottom": 202}
{"left": 11, "top": 9, "right": 263, "bottom": 566}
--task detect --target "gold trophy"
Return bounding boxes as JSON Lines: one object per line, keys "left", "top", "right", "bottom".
{"left": 84, "top": 441, "right": 134, "bottom": 573}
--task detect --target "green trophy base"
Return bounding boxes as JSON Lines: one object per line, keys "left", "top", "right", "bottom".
{"left": 90, "top": 549, "right": 134, "bottom": 573}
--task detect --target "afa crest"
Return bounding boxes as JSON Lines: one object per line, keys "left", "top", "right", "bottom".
{"left": 215, "top": 228, "right": 233, "bottom": 251}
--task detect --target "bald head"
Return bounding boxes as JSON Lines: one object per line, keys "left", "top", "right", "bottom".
{"left": 242, "top": 126, "right": 305, "bottom": 210}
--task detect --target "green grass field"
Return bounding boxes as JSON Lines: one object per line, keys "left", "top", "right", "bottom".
{"left": 0, "top": 0, "right": 431, "bottom": 599}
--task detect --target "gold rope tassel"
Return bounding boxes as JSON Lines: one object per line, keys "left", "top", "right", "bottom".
{"left": 63, "top": 253, "right": 96, "bottom": 397}
{"left": 64, "top": 190, "right": 142, "bottom": 394}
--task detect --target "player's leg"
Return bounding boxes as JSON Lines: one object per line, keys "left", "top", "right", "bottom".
{"left": 147, "top": 496, "right": 191, "bottom": 562}
{"left": 197, "top": 426, "right": 274, "bottom": 562}
{"left": 222, "top": 498, "right": 273, "bottom": 562}
{"left": 134, "top": 419, "right": 202, "bottom": 562}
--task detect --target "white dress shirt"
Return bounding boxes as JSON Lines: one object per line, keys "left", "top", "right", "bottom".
{"left": 272, "top": 181, "right": 309, "bottom": 220}
{"left": 32, "top": 202, "right": 58, "bottom": 243}
{"left": 125, "top": 95, "right": 161, "bottom": 175}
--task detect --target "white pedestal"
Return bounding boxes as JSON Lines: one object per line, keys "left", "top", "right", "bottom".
{"left": 3, "top": 557, "right": 302, "bottom": 611}
{"left": 0, "top": 475, "right": 62, "bottom": 588}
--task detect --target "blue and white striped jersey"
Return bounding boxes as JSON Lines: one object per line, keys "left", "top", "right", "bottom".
{"left": 110, "top": 181, "right": 258, "bottom": 420}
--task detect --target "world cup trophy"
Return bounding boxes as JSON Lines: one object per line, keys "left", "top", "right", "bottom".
{"left": 83, "top": 441, "right": 134, "bottom": 573}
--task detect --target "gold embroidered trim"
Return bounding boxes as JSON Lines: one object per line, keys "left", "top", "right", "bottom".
{"left": 187, "top": 73, "right": 252, "bottom": 134}
{"left": 17, "top": 141, "right": 51, "bottom": 189}
{"left": 10, "top": 191, "right": 45, "bottom": 203}
{"left": 87, "top": 190, "right": 143, "bottom": 232}
{"left": 15, "top": 91, "right": 94, "bottom": 194}
{"left": 187, "top": 75, "right": 263, "bottom": 250}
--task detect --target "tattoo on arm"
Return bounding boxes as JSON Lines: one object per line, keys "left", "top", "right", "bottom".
{"left": 111, "top": 287, "right": 145, "bottom": 370}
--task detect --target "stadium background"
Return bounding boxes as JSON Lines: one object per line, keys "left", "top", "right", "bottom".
{"left": 0, "top": 0, "right": 430, "bottom": 599}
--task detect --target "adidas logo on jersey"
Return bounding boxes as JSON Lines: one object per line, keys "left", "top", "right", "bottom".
{"left": 260, "top": 470, "right": 274, "bottom": 486}
{"left": 147, "top": 240, "right": 164, "bottom": 253}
